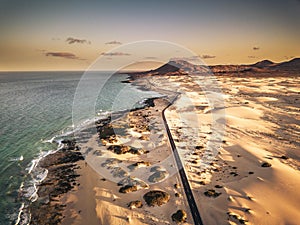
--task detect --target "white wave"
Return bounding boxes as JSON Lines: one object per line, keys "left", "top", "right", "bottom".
{"left": 14, "top": 203, "right": 24, "bottom": 225}
{"left": 9, "top": 155, "right": 24, "bottom": 162}
{"left": 43, "top": 135, "right": 57, "bottom": 143}
{"left": 14, "top": 202, "right": 31, "bottom": 225}
{"left": 15, "top": 110, "right": 113, "bottom": 225}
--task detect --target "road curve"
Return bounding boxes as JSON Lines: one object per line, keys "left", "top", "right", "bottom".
{"left": 162, "top": 95, "right": 204, "bottom": 225}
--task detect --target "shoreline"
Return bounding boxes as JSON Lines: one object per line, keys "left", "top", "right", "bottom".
{"left": 27, "top": 139, "right": 84, "bottom": 224}
{"left": 21, "top": 94, "right": 172, "bottom": 224}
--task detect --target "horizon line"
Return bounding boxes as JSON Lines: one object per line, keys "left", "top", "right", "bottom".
{"left": 0, "top": 57, "right": 298, "bottom": 72}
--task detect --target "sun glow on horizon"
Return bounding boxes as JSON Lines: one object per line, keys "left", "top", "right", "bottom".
{"left": 0, "top": 0, "right": 299, "bottom": 71}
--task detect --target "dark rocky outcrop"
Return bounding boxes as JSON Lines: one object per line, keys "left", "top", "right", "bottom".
{"left": 29, "top": 139, "right": 83, "bottom": 225}
{"left": 171, "top": 210, "right": 187, "bottom": 223}
{"left": 119, "top": 185, "right": 138, "bottom": 193}
{"left": 280, "top": 155, "right": 288, "bottom": 160}
{"left": 97, "top": 124, "right": 116, "bottom": 139}
{"left": 127, "top": 161, "right": 151, "bottom": 171}
{"left": 204, "top": 189, "right": 221, "bottom": 198}
{"left": 143, "top": 190, "right": 170, "bottom": 206}
{"left": 128, "top": 200, "right": 143, "bottom": 209}
{"left": 107, "top": 145, "right": 142, "bottom": 155}
{"left": 174, "top": 183, "right": 180, "bottom": 189}
{"left": 175, "top": 193, "right": 181, "bottom": 197}
{"left": 261, "top": 162, "right": 272, "bottom": 167}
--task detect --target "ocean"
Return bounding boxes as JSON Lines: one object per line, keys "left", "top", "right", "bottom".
{"left": 0, "top": 71, "right": 158, "bottom": 224}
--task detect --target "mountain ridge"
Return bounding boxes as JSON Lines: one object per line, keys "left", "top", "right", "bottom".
{"left": 127, "top": 57, "right": 299, "bottom": 76}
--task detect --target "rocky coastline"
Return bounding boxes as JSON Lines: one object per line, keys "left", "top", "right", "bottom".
{"left": 26, "top": 95, "right": 163, "bottom": 224}
{"left": 28, "top": 140, "right": 84, "bottom": 225}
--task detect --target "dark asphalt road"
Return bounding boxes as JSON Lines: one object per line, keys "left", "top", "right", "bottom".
{"left": 162, "top": 96, "right": 204, "bottom": 225}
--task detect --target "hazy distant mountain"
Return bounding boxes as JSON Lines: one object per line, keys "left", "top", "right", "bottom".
{"left": 252, "top": 60, "right": 274, "bottom": 68}
{"left": 271, "top": 58, "right": 300, "bottom": 71}
{"left": 149, "top": 60, "right": 209, "bottom": 74}
{"left": 131, "top": 58, "right": 299, "bottom": 77}
{"left": 151, "top": 61, "right": 181, "bottom": 74}
{"left": 210, "top": 58, "right": 300, "bottom": 73}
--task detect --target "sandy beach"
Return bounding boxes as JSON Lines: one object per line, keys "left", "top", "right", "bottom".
{"left": 31, "top": 60, "right": 300, "bottom": 225}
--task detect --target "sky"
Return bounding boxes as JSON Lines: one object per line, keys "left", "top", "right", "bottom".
{"left": 0, "top": 0, "right": 299, "bottom": 71}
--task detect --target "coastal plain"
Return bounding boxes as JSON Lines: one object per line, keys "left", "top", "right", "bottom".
{"left": 34, "top": 60, "right": 300, "bottom": 225}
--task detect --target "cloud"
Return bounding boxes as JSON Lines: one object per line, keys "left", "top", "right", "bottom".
{"left": 105, "top": 41, "right": 122, "bottom": 45}
{"left": 66, "top": 37, "right": 91, "bottom": 44}
{"left": 171, "top": 55, "right": 216, "bottom": 62}
{"left": 45, "top": 52, "right": 85, "bottom": 60}
{"left": 100, "top": 52, "right": 131, "bottom": 56}
{"left": 51, "top": 37, "right": 60, "bottom": 41}
{"left": 171, "top": 56, "right": 201, "bottom": 62}
{"left": 253, "top": 46, "right": 260, "bottom": 50}
{"left": 200, "top": 54, "right": 216, "bottom": 59}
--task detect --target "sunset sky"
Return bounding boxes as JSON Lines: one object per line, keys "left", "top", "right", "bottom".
{"left": 0, "top": 0, "right": 299, "bottom": 71}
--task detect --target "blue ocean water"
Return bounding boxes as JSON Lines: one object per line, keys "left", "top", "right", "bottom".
{"left": 0, "top": 71, "right": 157, "bottom": 224}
